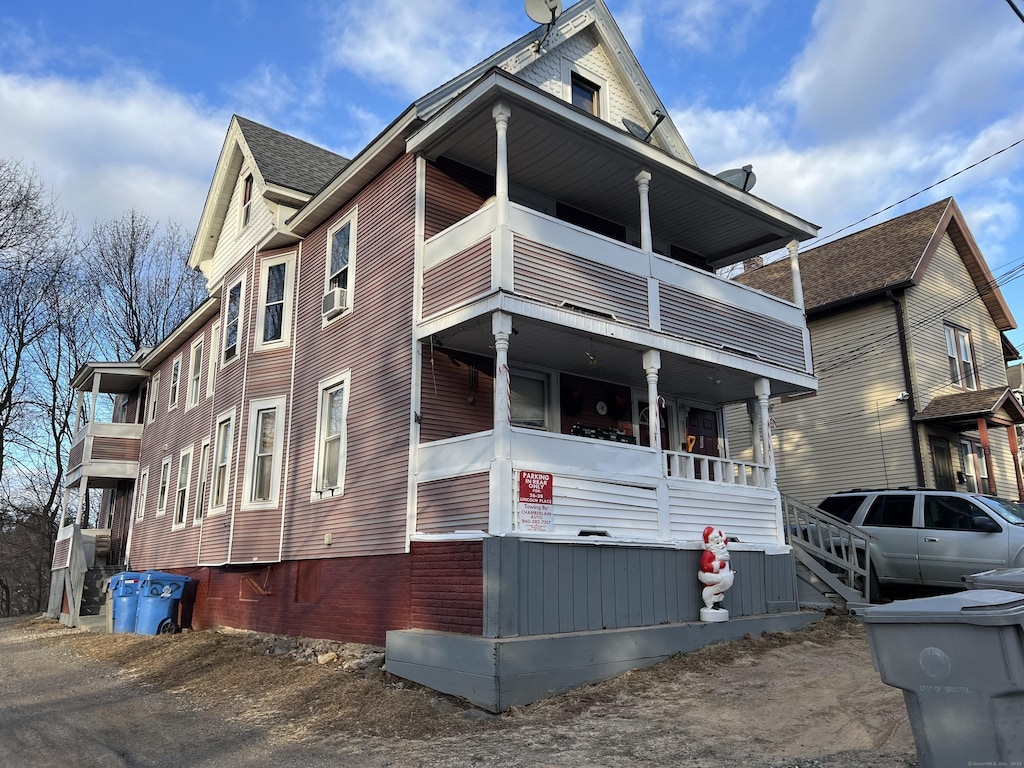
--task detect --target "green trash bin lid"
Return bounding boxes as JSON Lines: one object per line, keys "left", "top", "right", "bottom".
{"left": 858, "top": 589, "right": 1024, "bottom": 626}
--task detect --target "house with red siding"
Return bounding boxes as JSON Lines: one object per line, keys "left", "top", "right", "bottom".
{"left": 50, "top": 0, "right": 822, "bottom": 710}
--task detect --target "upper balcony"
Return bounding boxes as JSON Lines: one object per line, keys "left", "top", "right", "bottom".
{"left": 66, "top": 361, "right": 148, "bottom": 489}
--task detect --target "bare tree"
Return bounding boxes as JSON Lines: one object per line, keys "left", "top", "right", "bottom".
{"left": 86, "top": 209, "right": 206, "bottom": 361}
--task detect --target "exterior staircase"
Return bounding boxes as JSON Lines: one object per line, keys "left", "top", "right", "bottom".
{"left": 79, "top": 566, "right": 120, "bottom": 617}
{"left": 782, "top": 496, "right": 873, "bottom": 609}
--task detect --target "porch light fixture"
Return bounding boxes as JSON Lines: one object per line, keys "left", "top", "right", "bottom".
{"left": 586, "top": 338, "right": 598, "bottom": 366}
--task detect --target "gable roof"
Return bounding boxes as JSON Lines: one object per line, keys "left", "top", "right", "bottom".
{"left": 735, "top": 197, "right": 1015, "bottom": 330}
{"left": 913, "top": 386, "right": 1024, "bottom": 426}
{"left": 234, "top": 116, "right": 349, "bottom": 197}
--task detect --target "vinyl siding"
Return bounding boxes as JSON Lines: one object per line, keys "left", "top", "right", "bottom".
{"left": 422, "top": 239, "right": 492, "bottom": 318}
{"left": 424, "top": 160, "right": 488, "bottom": 239}
{"left": 208, "top": 161, "right": 275, "bottom": 290}
{"left": 419, "top": 348, "right": 495, "bottom": 442}
{"left": 416, "top": 473, "right": 490, "bottom": 533}
{"left": 282, "top": 153, "right": 417, "bottom": 559}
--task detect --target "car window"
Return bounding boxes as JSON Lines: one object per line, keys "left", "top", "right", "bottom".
{"left": 924, "top": 496, "right": 992, "bottom": 531}
{"left": 863, "top": 495, "right": 914, "bottom": 527}
{"left": 818, "top": 495, "right": 866, "bottom": 523}
{"left": 980, "top": 496, "right": 1024, "bottom": 525}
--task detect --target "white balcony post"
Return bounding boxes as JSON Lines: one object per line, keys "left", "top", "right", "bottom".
{"left": 493, "top": 102, "right": 511, "bottom": 229}
{"left": 89, "top": 373, "right": 101, "bottom": 425}
{"left": 788, "top": 240, "right": 804, "bottom": 310}
{"left": 490, "top": 311, "right": 514, "bottom": 534}
{"left": 747, "top": 399, "right": 763, "bottom": 466}
{"left": 74, "top": 389, "right": 86, "bottom": 432}
{"left": 73, "top": 480, "right": 87, "bottom": 526}
{"left": 755, "top": 377, "right": 775, "bottom": 487}
{"left": 642, "top": 349, "right": 662, "bottom": 453}
{"left": 635, "top": 170, "right": 652, "bottom": 255}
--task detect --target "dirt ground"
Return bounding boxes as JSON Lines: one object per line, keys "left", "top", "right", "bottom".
{"left": 24, "top": 613, "right": 918, "bottom": 767}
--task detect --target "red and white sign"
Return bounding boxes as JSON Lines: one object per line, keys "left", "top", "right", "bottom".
{"left": 518, "top": 471, "right": 553, "bottom": 532}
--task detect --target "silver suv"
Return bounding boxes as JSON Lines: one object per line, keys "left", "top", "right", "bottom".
{"left": 818, "top": 489, "right": 1024, "bottom": 594}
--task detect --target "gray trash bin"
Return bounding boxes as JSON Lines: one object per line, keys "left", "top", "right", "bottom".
{"left": 963, "top": 567, "right": 1024, "bottom": 592}
{"left": 857, "top": 589, "right": 1024, "bottom": 767}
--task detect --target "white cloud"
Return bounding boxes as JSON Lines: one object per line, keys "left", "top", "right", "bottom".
{"left": 320, "top": 0, "right": 524, "bottom": 98}
{"left": 0, "top": 69, "right": 226, "bottom": 231}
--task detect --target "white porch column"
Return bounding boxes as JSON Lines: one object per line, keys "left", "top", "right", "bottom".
{"left": 492, "top": 102, "right": 511, "bottom": 228}
{"left": 747, "top": 399, "right": 763, "bottom": 465}
{"left": 788, "top": 240, "right": 804, "bottom": 310}
{"left": 755, "top": 378, "right": 775, "bottom": 487}
{"left": 89, "top": 373, "right": 101, "bottom": 424}
{"left": 73, "top": 481, "right": 87, "bottom": 526}
{"left": 642, "top": 349, "right": 662, "bottom": 453}
{"left": 74, "top": 389, "right": 87, "bottom": 432}
{"left": 490, "top": 311, "right": 514, "bottom": 534}
{"left": 636, "top": 171, "right": 652, "bottom": 255}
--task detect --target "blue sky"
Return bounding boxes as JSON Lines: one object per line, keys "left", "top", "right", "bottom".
{"left": 3, "top": 0, "right": 1024, "bottom": 350}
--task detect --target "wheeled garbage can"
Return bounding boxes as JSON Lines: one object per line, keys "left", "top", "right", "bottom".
{"left": 134, "top": 571, "right": 191, "bottom": 635}
{"left": 857, "top": 589, "right": 1024, "bottom": 766}
{"left": 109, "top": 571, "right": 142, "bottom": 633}
{"left": 963, "top": 567, "right": 1024, "bottom": 593}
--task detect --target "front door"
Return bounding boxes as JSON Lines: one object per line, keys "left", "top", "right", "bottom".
{"left": 929, "top": 437, "right": 955, "bottom": 491}
{"left": 686, "top": 408, "right": 719, "bottom": 480}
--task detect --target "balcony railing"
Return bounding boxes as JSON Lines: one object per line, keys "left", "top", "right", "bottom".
{"left": 66, "top": 421, "right": 143, "bottom": 486}
{"left": 421, "top": 201, "right": 810, "bottom": 373}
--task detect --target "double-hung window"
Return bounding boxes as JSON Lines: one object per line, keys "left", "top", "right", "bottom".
{"left": 255, "top": 255, "right": 295, "bottom": 350}
{"left": 211, "top": 409, "right": 235, "bottom": 512}
{"left": 960, "top": 439, "right": 990, "bottom": 494}
{"left": 157, "top": 456, "right": 172, "bottom": 517}
{"left": 945, "top": 325, "right": 977, "bottom": 390}
{"left": 148, "top": 373, "right": 161, "bottom": 424}
{"left": 136, "top": 468, "right": 149, "bottom": 521}
{"left": 169, "top": 356, "right": 181, "bottom": 410}
{"left": 173, "top": 447, "right": 193, "bottom": 529}
{"left": 188, "top": 338, "right": 203, "bottom": 409}
{"left": 243, "top": 397, "right": 286, "bottom": 508}
{"left": 324, "top": 211, "right": 356, "bottom": 320}
{"left": 194, "top": 439, "right": 210, "bottom": 523}
{"left": 241, "top": 174, "right": 254, "bottom": 227}
{"left": 223, "top": 279, "right": 243, "bottom": 364}
{"left": 313, "top": 372, "right": 350, "bottom": 498}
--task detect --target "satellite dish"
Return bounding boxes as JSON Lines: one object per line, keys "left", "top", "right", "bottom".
{"left": 525, "top": 0, "right": 562, "bottom": 24}
{"left": 622, "top": 119, "right": 649, "bottom": 141}
{"left": 715, "top": 165, "right": 757, "bottom": 192}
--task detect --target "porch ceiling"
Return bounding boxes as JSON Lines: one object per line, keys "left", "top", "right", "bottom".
{"left": 411, "top": 71, "right": 817, "bottom": 268}
{"left": 431, "top": 312, "right": 808, "bottom": 405}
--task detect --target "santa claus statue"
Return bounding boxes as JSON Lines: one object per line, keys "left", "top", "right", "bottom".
{"left": 698, "top": 525, "right": 735, "bottom": 622}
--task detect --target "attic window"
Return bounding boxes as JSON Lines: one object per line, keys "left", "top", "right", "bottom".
{"left": 570, "top": 73, "right": 600, "bottom": 116}
{"left": 241, "top": 174, "right": 254, "bottom": 227}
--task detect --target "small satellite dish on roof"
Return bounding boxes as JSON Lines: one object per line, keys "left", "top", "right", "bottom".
{"left": 622, "top": 119, "right": 649, "bottom": 141}
{"left": 525, "top": 0, "right": 562, "bottom": 24}
{"left": 715, "top": 164, "right": 757, "bottom": 192}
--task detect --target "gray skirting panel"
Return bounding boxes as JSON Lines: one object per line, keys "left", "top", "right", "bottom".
{"left": 387, "top": 609, "right": 821, "bottom": 712}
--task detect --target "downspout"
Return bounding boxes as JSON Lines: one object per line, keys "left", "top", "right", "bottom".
{"left": 888, "top": 290, "right": 926, "bottom": 486}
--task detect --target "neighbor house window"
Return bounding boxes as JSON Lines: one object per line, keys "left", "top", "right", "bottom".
{"left": 960, "top": 438, "right": 990, "bottom": 494}
{"left": 570, "top": 72, "right": 601, "bottom": 115}
{"left": 243, "top": 397, "right": 286, "bottom": 507}
{"left": 255, "top": 255, "right": 295, "bottom": 350}
{"left": 188, "top": 337, "right": 203, "bottom": 409}
{"left": 313, "top": 371, "right": 351, "bottom": 497}
{"left": 241, "top": 173, "right": 254, "bottom": 227}
{"left": 173, "top": 447, "right": 193, "bottom": 529}
{"left": 945, "top": 325, "right": 977, "bottom": 390}
{"left": 136, "top": 468, "right": 149, "bottom": 521}
{"left": 148, "top": 373, "right": 161, "bottom": 424}
{"left": 510, "top": 371, "right": 549, "bottom": 429}
{"left": 157, "top": 456, "right": 172, "bottom": 517}
{"left": 211, "top": 409, "right": 235, "bottom": 511}
{"left": 194, "top": 439, "right": 210, "bottom": 523}
{"left": 168, "top": 356, "right": 182, "bottom": 410}
{"left": 223, "top": 279, "right": 243, "bottom": 363}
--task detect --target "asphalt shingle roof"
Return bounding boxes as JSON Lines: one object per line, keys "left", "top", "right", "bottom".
{"left": 735, "top": 198, "right": 952, "bottom": 312}
{"left": 914, "top": 386, "right": 1024, "bottom": 423}
{"left": 235, "top": 116, "right": 349, "bottom": 196}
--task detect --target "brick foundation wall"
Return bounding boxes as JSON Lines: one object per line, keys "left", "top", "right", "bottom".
{"left": 161, "top": 541, "right": 484, "bottom": 645}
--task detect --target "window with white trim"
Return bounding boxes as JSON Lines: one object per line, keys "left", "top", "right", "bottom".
{"left": 194, "top": 439, "right": 210, "bottom": 523}
{"left": 255, "top": 255, "right": 295, "bottom": 350}
{"left": 562, "top": 61, "right": 608, "bottom": 120}
{"left": 241, "top": 173, "right": 254, "bottom": 228}
{"left": 223, "top": 279, "right": 243, "bottom": 364}
{"left": 188, "top": 338, "right": 203, "bottom": 409}
{"left": 168, "top": 356, "right": 182, "bottom": 410}
{"left": 324, "top": 211, "right": 356, "bottom": 319}
{"left": 312, "top": 371, "right": 350, "bottom": 497}
{"left": 211, "top": 409, "right": 235, "bottom": 512}
{"left": 960, "top": 438, "right": 990, "bottom": 494}
{"left": 208, "top": 321, "right": 219, "bottom": 396}
{"left": 148, "top": 373, "right": 161, "bottom": 424}
{"left": 945, "top": 324, "right": 977, "bottom": 390}
{"left": 173, "top": 447, "right": 193, "bottom": 529}
{"left": 136, "top": 468, "right": 149, "bottom": 521}
{"left": 510, "top": 370, "right": 549, "bottom": 429}
{"left": 243, "top": 397, "right": 286, "bottom": 507}
{"left": 157, "top": 456, "right": 172, "bottom": 517}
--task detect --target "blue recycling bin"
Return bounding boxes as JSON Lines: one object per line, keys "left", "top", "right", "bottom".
{"left": 134, "top": 571, "right": 191, "bottom": 635}
{"left": 109, "top": 571, "right": 142, "bottom": 633}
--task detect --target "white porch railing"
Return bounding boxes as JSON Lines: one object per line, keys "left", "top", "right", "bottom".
{"left": 664, "top": 450, "right": 771, "bottom": 488}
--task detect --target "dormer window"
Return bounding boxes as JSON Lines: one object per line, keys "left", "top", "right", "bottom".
{"left": 571, "top": 72, "right": 600, "bottom": 116}
{"left": 241, "top": 174, "right": 253, "bottom": 227}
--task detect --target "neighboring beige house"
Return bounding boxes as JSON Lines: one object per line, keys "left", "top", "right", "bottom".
{"left": 734, "top": 197, "right": 1024, "bottom": 507}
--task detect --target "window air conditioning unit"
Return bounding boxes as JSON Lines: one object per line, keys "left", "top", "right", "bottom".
{"left": 322, "top": 287, "right": 347, "bottom": 319}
